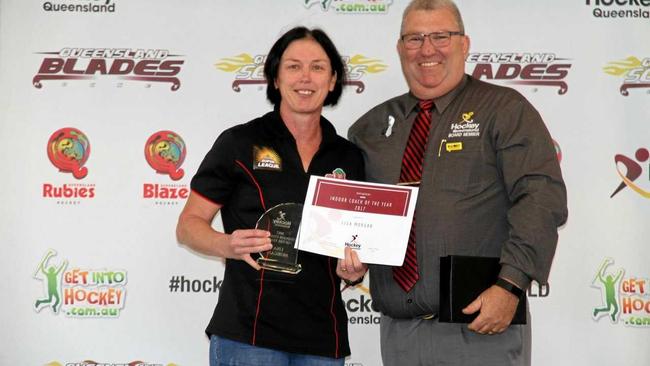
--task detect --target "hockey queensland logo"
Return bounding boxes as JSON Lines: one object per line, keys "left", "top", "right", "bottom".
{"left": 603, "top": 56, "right": 650, "bottom": 96}
{"left": 341, "top": 279, "right": 380, "bottom": 325}
{"left": 143, "top": 131, "right": 189, "bottom": 203}
{"left": 47, "top": 127, "right": 90, "bottom": 179}
{"left": 34, "top": 250, "right": 127, "bottom": 318}
{"left": 215, "top": 53, "right": 386, "bottom": 94}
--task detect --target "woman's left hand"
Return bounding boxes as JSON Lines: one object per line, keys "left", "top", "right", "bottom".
{"left": 337, "top": 246, "right": 368, "bottom": 283}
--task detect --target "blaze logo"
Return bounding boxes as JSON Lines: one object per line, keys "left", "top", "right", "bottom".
{"left": 466, "top": 52, "right": 572, "bottom": 95}
{"left": 611, "top": 147, "right": 649, "bottom": 199}
{"left": 603, "top": 56, "right": 650, "bottom": 96}
{"left": 145, "top": 131, "right": 186, "bottom": 181}
{"left": 33, "top": 48, "right": 184, "bottom": 90}
{"left": 215, "top": 53, "right": 386, "bottom": 93}
{"left": 47, "top": 127, "right": 90, "bottom": 179}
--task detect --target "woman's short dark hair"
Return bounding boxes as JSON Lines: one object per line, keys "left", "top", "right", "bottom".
{"left": 264, "top": 26, "right": 346, "bottom": 106}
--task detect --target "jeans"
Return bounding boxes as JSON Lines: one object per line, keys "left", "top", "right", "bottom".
{"left": 209, "top": 335, "right": 345, "bottom": 366}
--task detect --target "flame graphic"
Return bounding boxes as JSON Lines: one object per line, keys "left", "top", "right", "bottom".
{"left": 349, "top": 54, "right": 387, "bottom": 73}
{"left": 603, "top": 56, "right": 643, "bottom": 76}
{"left": 215, "top": 53, "right": 256, "bottom": 72}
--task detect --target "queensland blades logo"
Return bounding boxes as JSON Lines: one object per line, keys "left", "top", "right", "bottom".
{"left": 604, "top": 56, "right": 650, "bottom": 96}
{"left": 215, "top": 53, "right": 386, "bottom": 94}
{"left": 33, "top": 48, "right": 184, "bottom": 90}
{"left": 467, "top": 52, "right": 572, "bottom": 95}
{"left": 44, "top": 127, "right": 95, "bottom": 204}
{"left": 143, "top": 131, "right": 189, "bottom": 204}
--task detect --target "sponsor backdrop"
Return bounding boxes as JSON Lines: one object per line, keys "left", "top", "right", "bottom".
{"left": 0, "top": 0, "right": 648, "bottom": 365}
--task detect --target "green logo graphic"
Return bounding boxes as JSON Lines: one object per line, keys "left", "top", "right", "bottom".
{"left": 34, "top": 250, "right": 68, "bottom": 313}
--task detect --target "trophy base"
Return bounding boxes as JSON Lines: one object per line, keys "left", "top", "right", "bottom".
{"left": 257, "top": 258, "right": 302, "bottom": 274}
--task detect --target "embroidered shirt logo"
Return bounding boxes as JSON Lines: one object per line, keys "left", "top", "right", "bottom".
{"left": 253, "top": 146, "right": 282, "bottom": 171}
{"left": 448, "top": 111, "right": 481, "bottom": 138}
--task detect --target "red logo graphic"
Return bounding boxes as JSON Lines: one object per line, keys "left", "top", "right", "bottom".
{"left": 47, "top": 127, "right": 90, "bottom": 179}
{"left": 467, "top": 53, "right": 571, "bottom": 95}
{"left": 611, "top": 147, "right": 650, "bottom": 199}
{"left": 33, "top": 48, "right": 184, "bottom": 90}
{"left": 144, "top": 131, "right": 186, "bottom": 181}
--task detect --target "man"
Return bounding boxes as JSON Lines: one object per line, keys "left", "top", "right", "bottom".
{"left": 348, "top": 1, "right": 568, "bottom": 365}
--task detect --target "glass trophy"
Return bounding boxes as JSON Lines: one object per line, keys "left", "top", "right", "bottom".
{"left": 255, "top": 203, "right": 303, "bottom": 274}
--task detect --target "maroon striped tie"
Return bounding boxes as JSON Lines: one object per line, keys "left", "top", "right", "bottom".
{"left": 393, "top": 100, "right": 433, "bottom": 292}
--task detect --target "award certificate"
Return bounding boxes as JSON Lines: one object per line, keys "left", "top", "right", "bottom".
{"left": 298, "top": 176, "right": 418, "bottom": 265}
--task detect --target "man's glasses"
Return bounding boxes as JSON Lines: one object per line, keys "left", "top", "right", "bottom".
{"left": 400, "top": 31, "right": 464, "bottom": 50}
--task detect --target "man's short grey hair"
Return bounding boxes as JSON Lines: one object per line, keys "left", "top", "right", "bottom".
{"left": 400, "top": 0, "right": 465, "bottom": 35}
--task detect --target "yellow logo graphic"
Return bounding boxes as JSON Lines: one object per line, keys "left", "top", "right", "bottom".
{"left": 461, "top": 111, "right": 474, "bottom": 123}
{"left": 253, "top": 146, "right": 282, "bottom": 171}
{"left": 603, "top": 56, "right": 643, "bottom": 76}
{"left": 446, "top": 142, "right": 463, "bottom": 152}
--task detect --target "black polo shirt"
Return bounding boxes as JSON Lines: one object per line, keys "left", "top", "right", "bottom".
{"left": 191, "top": 109, "right": 364, "bottom": 358}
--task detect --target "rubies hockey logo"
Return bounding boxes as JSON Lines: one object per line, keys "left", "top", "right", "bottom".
{"left": 303, "top": 0, "right": 393, "bottom": 14}
{"left": 466, "top": 52, "right": 572, "bottom": 95}
{"left": 586, "top": 0, "right": 650, "bottom": 19}
{"left": 143, "top": 131, "right": 188, "bottom": 204}
{"left": 604, "top": 56, "right": 650, "bottom": 96}
{"left": 47, "top": 127, "right": 90, "bottom": 179}
{"left": 33, "top": 48, "right": 184, "bottom": 90}
{"left": 44, "top": 127, "right": 95, "bottom": 204}
{"left": 610, "top": 147, "right": 649, "bottom": 199}
{"left": 215, "top": 53, "right": 386, "bottom": 94}
{"left": 34, "top": 249, "right": 127, "bottom": 318}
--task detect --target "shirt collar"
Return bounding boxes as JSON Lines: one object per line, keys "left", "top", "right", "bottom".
{"left": 266, "top": 107, "right": 338, "bottom": 147}
{"left": 402, "top": 74, "right": 469, "bottom": 115}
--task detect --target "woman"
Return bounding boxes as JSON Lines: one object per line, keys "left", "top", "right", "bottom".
{"left": 176, "top": 26, "right": 367, "bottom": 366}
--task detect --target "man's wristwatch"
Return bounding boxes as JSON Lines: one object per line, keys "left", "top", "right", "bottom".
{"left": 495, "top": 278, "right": 524, "bottom": 297}
{"left": 343, "top": 275, "right": 364, "bottom": 286}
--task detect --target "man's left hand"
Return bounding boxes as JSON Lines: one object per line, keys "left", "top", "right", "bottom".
{"left": 462, "top": 285, "right": 519, "bottom": 335}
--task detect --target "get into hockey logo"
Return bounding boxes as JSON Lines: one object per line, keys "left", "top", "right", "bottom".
{"left": 586, "top": 0, "right": 650, "bottom": 19}
{"left": 610, "top": 147, "right": 649, "bottom": 199}
{"left": 44, "top": 127, "right": 95, "bottom": 204}
{"left": 604, "top": 56, "right": 650, "bottom": 96}
{"left": 33, "top": 48, "right": 184, "bottom": 90}
{"left": 143, "top": 131, "right": 189, "bottom": 204}
{"left": 592, "top": 258, "right": 650, "bottom": 327}
{"left": 466, "top": 53, "right": 572, "bottom": 95}
{"left": 34, "top": 249, "right": 127, "bottom": 318}
{"left": 303, "top": 0, "right": 393, "bottom": 14}
{"left": 215, "top": 53, "right": 386, "bottom": 94}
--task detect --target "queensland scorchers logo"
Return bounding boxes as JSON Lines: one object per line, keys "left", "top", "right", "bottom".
{"left": 586, "top": 0, "right": 650, "bottom": 19}
{"left": 610, "top": 147, "right": 649, "bottom": 199}
{"left": 143, "top": 131, "right": 188, "bottom": 204}
{"left": 592, "top": 258, "right": 650, "bottom": 327}
{"left": 34, "top": 250, "right": 127, "bottom": 318}
{"left": 303, "top": 0, "right": 393, "bottom": 13}
{"left": 467, "top": 52, "right": 572, "bottom": 95}
{"left": 604, "top": 56, "right": 650, "bottom": 96}
{"left": 33, "top": 48, "right": 184, "bottom": 90}
{"left": 44, "top": 127, "right": 95, "bottom": 204}
{"left": 215, "top": 53, "right": 386, "bottom": 94}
